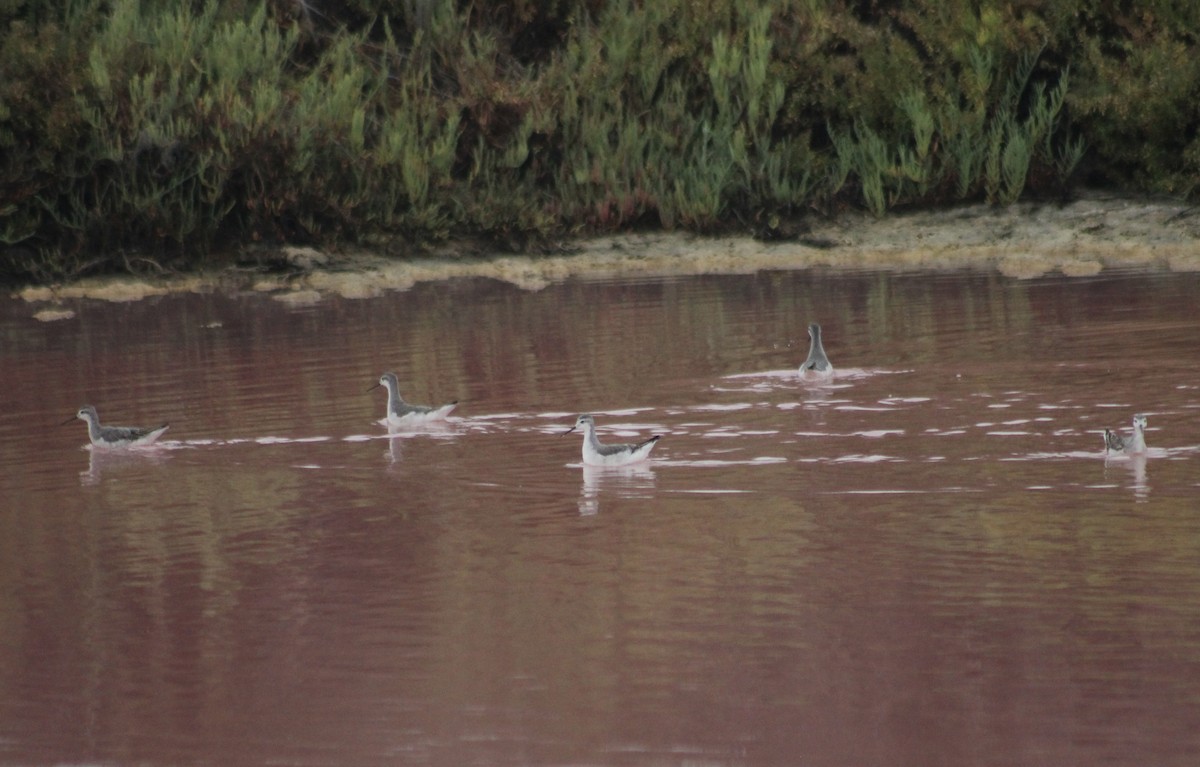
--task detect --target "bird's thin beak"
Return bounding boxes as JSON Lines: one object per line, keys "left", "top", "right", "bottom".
{"left": 60, "top": 415, "right": 76, "bottom": 426}
{"left": 562, "top": 425, "right": 577, "bottom": 436}
{"left": 366, "top": 382, "right": 381, "bottom": 393}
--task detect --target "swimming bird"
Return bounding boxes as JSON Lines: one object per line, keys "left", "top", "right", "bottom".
{"left": 563, "top": 414, "right": 660, "bottom": 467}
{"left": 63, "top": 405, "right": 169, "bottom": 448}
{"left": 800, "top": 322, "right": 833, "bottom": 378}
{"left": 368, "top": 372, "right": 457, "bottom": 427}
{"left": 1103, "top": 414, "right": 1148, "bottom": 455}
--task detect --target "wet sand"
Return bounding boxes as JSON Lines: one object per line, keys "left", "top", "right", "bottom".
{"left": 15, "top": 191, "right": 1200, "bottom": 308}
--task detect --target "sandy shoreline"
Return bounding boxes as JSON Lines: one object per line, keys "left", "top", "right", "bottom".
{"left": 15, "top": 191, "right": 1200, "bottom": 311}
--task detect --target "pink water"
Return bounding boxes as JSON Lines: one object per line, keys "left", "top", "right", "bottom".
{"left": 2, "top": 268, "right": 1199, "bottom": 766}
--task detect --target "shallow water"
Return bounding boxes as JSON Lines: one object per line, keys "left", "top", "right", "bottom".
{"left": 3, "top": 267, "right": 1200, "bottom": 766}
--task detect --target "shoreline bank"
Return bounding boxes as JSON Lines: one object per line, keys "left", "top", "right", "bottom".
{"left": 14, "top": 192, "right": 1200, "bottom": 310}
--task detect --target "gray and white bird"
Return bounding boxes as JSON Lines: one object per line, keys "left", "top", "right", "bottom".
{"left": 64, "top": 405, "right": 169, "bottom": 448}
{"left": 563, "top": 414, "right": 660, "bottom": 467}
{"left": 800, "top": 322, "right": 833, "bottom": 378}
{"left": 1103, "top": 414, "right": 1148, "bottom": 455}
{"left": 368, "top": 372, "right": 457, "bottom": 427}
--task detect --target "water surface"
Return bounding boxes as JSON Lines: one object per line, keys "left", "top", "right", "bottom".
{"left": 3, "top": 268, "right": 1199, "bottom": 766}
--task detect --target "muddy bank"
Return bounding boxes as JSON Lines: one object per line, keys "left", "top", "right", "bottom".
{"left": 15, "top": 192, "right": 1200, "bottom": 308}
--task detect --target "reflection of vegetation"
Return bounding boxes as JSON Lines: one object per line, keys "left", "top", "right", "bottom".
{"left": 4, "top": 0, "right": 1198, "bottom": 281}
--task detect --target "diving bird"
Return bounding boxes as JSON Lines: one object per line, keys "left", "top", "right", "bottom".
{"left": 1103, "top": 413, "right": 1148, "bottom": 455}
{"left": 368, "top": 372, "right": 457, "bottom": 427}
{"left": 800, "top": 322, "right": 833, "bottom": 378}
{"left": 563, "top": 414, "right": 660, "bottom": 467}
{"left": 64, "top": 405, "right": 169, "bottom": 448}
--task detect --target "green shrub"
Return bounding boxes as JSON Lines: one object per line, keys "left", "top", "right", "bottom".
{"left": 0, "top": 0, "right": 1193, "bottom": 282}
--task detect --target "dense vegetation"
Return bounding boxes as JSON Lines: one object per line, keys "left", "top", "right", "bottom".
{"left": 2, "top": 0, "right": 1199, "bottom": 283}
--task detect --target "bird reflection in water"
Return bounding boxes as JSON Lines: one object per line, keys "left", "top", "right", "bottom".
{"left": 81, "top": 445, "right": 171, "bottom": 486}
{"left": 578, "top": 462, "right": 657, "bottom": 516}
{"left": 1105, "top": 450, "right": 1150, "bottom": 502}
